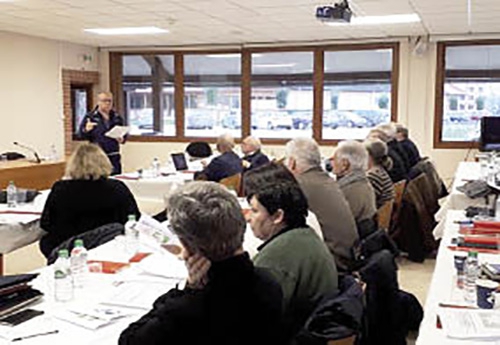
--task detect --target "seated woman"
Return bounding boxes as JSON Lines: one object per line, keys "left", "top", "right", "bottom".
{"left": 364, "top": 138, "right": 395, "bottom": 209}
{"left": 332, "top": 140, "right": 377, "bottom": 236}
{"left": 119, "top": 182, "right": 283, "bottom": 345}
{"left": 244, "top": 163, "right": 338, "bottom": 341}
{"left": 39, "top": 143, "right": 140, "bottom": 258}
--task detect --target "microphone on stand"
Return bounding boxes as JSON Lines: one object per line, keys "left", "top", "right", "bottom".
{"left": 13, "top": 142, "right": 42, "bottom": 164}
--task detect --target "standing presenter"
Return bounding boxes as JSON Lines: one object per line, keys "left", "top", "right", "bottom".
{"left": 79, "top": 91, "right": 125, "bottom": 175}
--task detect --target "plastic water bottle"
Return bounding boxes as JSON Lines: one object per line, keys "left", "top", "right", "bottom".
{"left": 152, "top": 158, "right": 161, "bottom": 177}
{"left": 70, "top": 239, "right": 89, "bottom": 288}
{"left": 6, "top": 181, "right": 17, "bottom": 208}
{"left": 125, "top": 214, "right": 139, "bottom": 255}
{"left": 495, "top": 197, "right": 500, "bottom": 220}
{"left": 54, "top": 249, "right": 73, "bottom": 302}
{"left": 50, "top": 144, "right": 58, "bottom": 161}
{"left": 464, "top": 251, "right": 479, "bottom": 304}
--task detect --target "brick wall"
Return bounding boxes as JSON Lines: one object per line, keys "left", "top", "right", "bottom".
{"left": 62, "top": 69, "right": 100, "bottom": 156}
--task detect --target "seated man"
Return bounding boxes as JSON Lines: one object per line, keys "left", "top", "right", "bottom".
{"left": 395, "top": 123, "right": 421, "bottom": 168}
{"left": 332, "top": 140, "right": 377, "bottom": 236}
{"left": 194, "top": 134, "right": 242, "bottom": 182}
{"left": 244, "top": 166, "right": 338, "bottom": 342}
{"left": 119, "top": 182, "right": 283, "bottom": 345}
{"left": 241, "top": 136, "right": 269, "bottom": 172}
{"left": 368, "top": 125, "right": 408, "bottom": 182}
{"left": 285, "top": 138, "right": 358, "bottom": 271}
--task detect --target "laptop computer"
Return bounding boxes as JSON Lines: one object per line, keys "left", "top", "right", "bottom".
{"left": 171, "top": 153, "right": 188, "bottom": 171}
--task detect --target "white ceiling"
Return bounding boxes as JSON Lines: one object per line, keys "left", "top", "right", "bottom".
{"left": 0, "top": 0, "right": 499, "bottom": 47}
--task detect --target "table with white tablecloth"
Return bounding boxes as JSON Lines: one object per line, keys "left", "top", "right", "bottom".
{"left": 417, "top": 210, "right": 500, "bottom": 344}
{"left": 434, "top": 162, "right": 486, "bottom": 239}
{"left": 0, "top": 192, "right": 49, "bottom": 274}
{"left": 0, "top": 217, "right": 270, "bottom": 345}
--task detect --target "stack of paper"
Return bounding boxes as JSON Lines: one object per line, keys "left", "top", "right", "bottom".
{"left": 439, "top": 307, "right": 500, "bottom": 340}
{"left": 55, "top": 305, "right": 130, "bottom": 330}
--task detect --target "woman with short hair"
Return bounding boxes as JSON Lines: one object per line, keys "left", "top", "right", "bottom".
{"left": 364, "top": 138, "right": 395, "bottom": 209}
{"left": 244, "top": 163, "right": 338, "bottom": 342}
{"left": 39, "top": 143, "right": 140, "bottom": 258}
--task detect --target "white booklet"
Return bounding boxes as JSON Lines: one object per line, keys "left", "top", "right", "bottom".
{"left": 105, "top": 126, "right": 130, "bottom": 139}
{"left": 439, "top": 307, "right": 500, "bottom": 340}
{"left": 55, "top": 305, "right": 130, "bottom": 330}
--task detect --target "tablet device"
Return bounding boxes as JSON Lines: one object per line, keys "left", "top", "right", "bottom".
{"left": 171, "top": 153, "right": 188, "bottom": 171}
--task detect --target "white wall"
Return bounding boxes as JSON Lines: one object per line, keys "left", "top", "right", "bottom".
{"left": 0, "top": 31, "right": 99, "bottom": 159}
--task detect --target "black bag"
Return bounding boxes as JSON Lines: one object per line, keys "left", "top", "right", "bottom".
{"left": 457, "top": 180, "right": 492, "bottom": 199}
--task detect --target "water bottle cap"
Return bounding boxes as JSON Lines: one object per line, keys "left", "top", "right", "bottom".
{"left": 74, "top": 239, "right": 84, "bottom": 247}
{"left": 58, "top": 249, "right": 69, "bottom": 258}
{"left": 128, "top": 214, "right": 136, "bottom": 221}
{"left": 468, "top": 251, "right": 478, "bottom": 258}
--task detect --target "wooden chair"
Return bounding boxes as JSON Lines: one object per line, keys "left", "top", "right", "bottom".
{"left": 327, "top": 336, "right": 356, "bottom": 345}
{"left": 391, "top": 179, "right": 407, "bottom": 232}
{"left": 377, "top": 199, "right": 394, "bottom": 231}
{"left": 219, "top": 173, "right": 242, "bottom": 196}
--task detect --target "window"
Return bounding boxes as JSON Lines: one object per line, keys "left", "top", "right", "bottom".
{"left": 184, "top": 54, "right": 241, "bottom": 138}
{"left": 251, "top": 52, "right": 313, "bottom": 139}
{"left": 323, "top": 49, "right": 393, "bottom": 140}
{"left": 436, "top": 43, "right": 500, "bottom": 147}
{"left": 111, "top": 43, "right": 399, "bottom": 143}
{"left": 71, "top": 85, "right": 92, "bottom": 138}
{"left": 122, "top": 55, "right": 175, "bottom": 136}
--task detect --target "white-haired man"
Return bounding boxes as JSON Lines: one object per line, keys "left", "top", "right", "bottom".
{"left": 368, "top": 124, "right": 409, "bottom": 182}
{"left": 241, "top": 136, "right": 269, "bottom": 172}
{"left": 332, "top": 140, "right": 377, "bottom": 233}
{"left": 285, "top": 138, "right": 358, "bottom": 271}
{"left": 195, "top": 134, "right": 242, "bottom": 182}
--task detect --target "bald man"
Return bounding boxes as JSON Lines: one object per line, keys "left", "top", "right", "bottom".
{"left": 241, "top": 136, "right": 269, "bottom": 172}
{"left": 195, "top": 134, "right": 243, "bottom": 182}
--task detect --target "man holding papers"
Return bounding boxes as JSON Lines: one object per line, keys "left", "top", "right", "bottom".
{"left": 79, "top": 91, "right": 127, "bottom": 175}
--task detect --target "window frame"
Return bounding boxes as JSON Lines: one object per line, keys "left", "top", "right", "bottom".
{"left": 110, "top": 42, "right": 400, "bottom": 144}
{"left": 434, "top": 40, "right": 500, "bottom": 149}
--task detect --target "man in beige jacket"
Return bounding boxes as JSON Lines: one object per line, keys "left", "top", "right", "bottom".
{"left": 285, "top": 138, "right": 358, "bottom": 271}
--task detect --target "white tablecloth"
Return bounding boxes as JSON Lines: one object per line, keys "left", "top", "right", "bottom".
{"left": 0, "top": 192, "right": 49, "bottom": 254}
{"left": 417, "top": 210, "right": 500, "bottom": 344}
{"left": 434, "top": 162, "right": 486, "bottom": 239}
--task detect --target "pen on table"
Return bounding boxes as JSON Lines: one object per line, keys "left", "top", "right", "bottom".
{"left": 438, "top": 302, "right": 477, "bottom": 309}
{"left": 12, "top": 330, "right": 59, "bottom": 342}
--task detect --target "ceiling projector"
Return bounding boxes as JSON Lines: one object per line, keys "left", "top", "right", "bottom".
{"left": 316, "top": 0, "right": 352, "bottom": 23}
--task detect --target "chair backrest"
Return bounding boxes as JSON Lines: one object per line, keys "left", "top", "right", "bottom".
{"left": 391, "top": 179, "right": 407, "bottom": 232}
{"left": 393, "top": 180, "right": 406, "bottom": 212}
{"left": 328, "top": 336, "right": 356, "bottom": 345}
{"left": 47, "top": 223, "right": 124, "bottom": 265}
{"left": 220, "top": 173, "right": 242, "bottom": 196}
{"left": 185, "top": 141, "right": 212, "bottom": 159}
{"left": 377, "top": 200, "right": 394, "bottom": 231}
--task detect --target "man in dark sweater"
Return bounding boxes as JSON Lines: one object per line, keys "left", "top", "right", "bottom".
{"left": 396, "top": 124, "right": 421, "bottom": 168}
{"left": 241, "top": 136, "right": 270, "bottom": 172}
{"left": 195, "top": 134, "right": 242, "bottom": 182}
{"left": 119, "top": 182, "right": 284, "bottom": 345}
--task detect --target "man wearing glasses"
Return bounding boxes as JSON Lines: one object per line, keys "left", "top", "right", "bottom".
{"left": 79, "top": 92, "right": 125, "bottom": 174}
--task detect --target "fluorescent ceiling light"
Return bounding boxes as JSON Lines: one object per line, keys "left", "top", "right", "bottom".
{"left": 206, "top": 53, "right": 263, "bottom": 58}
{"left": 206, "top": 54, "right": 241, "bottom": 58}
{"left": 84, "top": 27, "right": 168, "bottom": 35}
{"left": 254, "top": 63, "right": 296, "bottom": 68}
{"left": 325, "top": 13, "right": 420, "bottom": 26}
